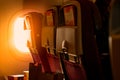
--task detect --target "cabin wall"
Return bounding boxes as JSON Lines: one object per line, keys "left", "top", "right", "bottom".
{"left": 0, "top": 0, "right": 62, "bottom": 79}
{"left": 0, "top": 0, "right": 26, "bottom": 78}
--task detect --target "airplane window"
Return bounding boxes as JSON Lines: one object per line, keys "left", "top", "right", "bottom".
{"left": 13, "top": 17, "right": 30, "bottom": 53}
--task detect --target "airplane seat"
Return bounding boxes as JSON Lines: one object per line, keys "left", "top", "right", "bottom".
{"left": 25, "top": 12, "right": 63, "bottom": 80}
{"left": 95, "top": 0, "right": 113, "bottom": 80}
{"left": 29, "top": 47, "right": 63, "bottom": 80}
{"left": 24, "top": 12, "right": 53, "bottom": 80}
{"left": 95, "top": 0, "right": 112, "bottom": 54}
{"left": 41, "top": 5, "right": 63, "bottom": 77}
{"left": 41, "top": 6, "right": 60, "bottom": 55}
{"left": 63, "top": 60, "right": 87, "bottom": 80}
{"left": 38, "top": 47, "right": 52, "bottom": 73}
{"left": 26, "top": 13, "right": 43, "bottom": 49}
{"left": 59, "top": 52, "right": 87, "bottom": 80}
{"left": 59, "top": 0, "right": 105, "bottom": 80}
{"left": 24, "top": 12, "right": 44, "bottom": 69}
{"left": 29, "top": 63, "right": 42, "bottom": 80}
{"left": 38, "top": 47, "right": 63, "bottom": 80}
{"left": 56, "top": 0, "right": 83, "bottom": 58}
{"left": 47, "top": 53, "right": 63, "bottom": 73}
{"left": 38, "top": 47, "right": 63, "bottom": 73}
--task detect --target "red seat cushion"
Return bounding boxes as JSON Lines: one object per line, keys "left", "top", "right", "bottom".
{"left": 48, "top": 54, "right": 62, "bottom": 73}
{"left": 63, "top": 60, "right": 87, "bottom": 80}
{"left": 38, "top": 47, "right": 51, "bottom": 72}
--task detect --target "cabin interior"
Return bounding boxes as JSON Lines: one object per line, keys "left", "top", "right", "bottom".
{"left": 0, "top": 0, "right": 120, "bottom": 80}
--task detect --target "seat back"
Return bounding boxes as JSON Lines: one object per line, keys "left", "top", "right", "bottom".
{"left": 48, "top": 54, "right": 63, "bottom": 73}
{"left": 41, "top": 7, "right": 63, "bottom": 73}
{"left": 42, "top": 6, "right": 60, "bottom": 55}
{"left": 57, "top": 0, "right": 105, "bottom": 80}
{"left": 56, "top": 0, "right": 83, "bottom": 56}
{"left": 63, "top": 60, "right": 87, "bottom": 80}
{"left": 25, "top": 12, "right": 43, "bottom": 49}
{"left": 38, "top": 47, "right": 63, "bottom": 73}
{"left": 24, "top": 12, "right": 43, "bottom": 64}
{"left": 38, "top": 47, "right": 51, "bottom": 73}
{"left": 59, "top": 52, "right": 87, "bottom": 80}
{"left": 77, "top": 0, "right": 105, "bottom": 80}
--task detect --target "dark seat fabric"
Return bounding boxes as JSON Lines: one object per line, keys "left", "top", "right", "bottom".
{"left": 95, "top": 0, "right": 111, "bottom": 53}
{"left": 29, "top": 63, "right": 63, "bottom": 80}
{"left": 75, "top": 0, "right": 105, "bottom": 80}
{"left": 57, "top": 0, "right": 105, "bottom": 79}
{"left": 63, "top": 60, "right": 87, "bottom": 80}
{"left": 38, "top": 47, "right": 52, "bottom": 72}
{"left": 29, "top": 63, "right": 42, "bottom": 80}
{"left": 38, "top": 47, "right": 62, "bottom": 73}
{"left": 48, "top": 54, "right": 62, "bottom": 73}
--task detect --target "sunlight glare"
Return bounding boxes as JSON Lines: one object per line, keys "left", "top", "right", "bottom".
{"left": 13, "top": 17, "right": 30, "bottom": 53}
